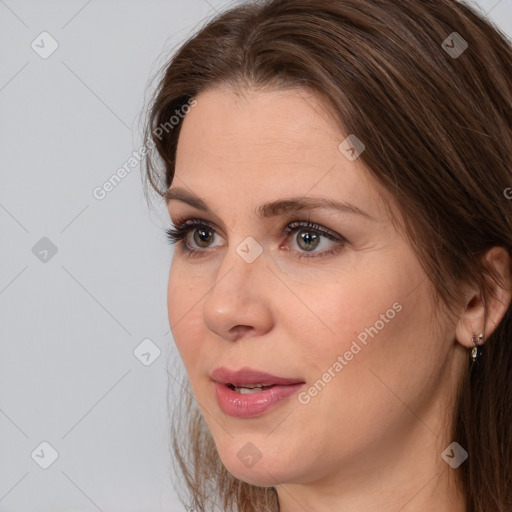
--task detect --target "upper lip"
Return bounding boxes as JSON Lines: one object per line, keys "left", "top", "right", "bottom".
{"left": 210, "top": 366, "right": 305, "bottom": 387}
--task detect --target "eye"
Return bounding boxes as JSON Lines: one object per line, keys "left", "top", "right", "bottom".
{"left": 165, "top": 218, "right": 346, "bottom": 260}
{"left": 282, "top": 221, "right": 346, "bottom": 260}
{"left": 165, "top": 218, "right": 222, "bottom": 254}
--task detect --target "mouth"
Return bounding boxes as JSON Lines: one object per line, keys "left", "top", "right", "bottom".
{"left": 210, "top": 366, "right": 305, "bottom": 418}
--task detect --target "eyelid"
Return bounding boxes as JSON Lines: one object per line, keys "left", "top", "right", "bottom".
{"left": 171, "top": 216, "right": 224, "bottom": 236}
{"left": 283, "top": 220, "right": 344, "bottom": 242}
{"left": 170, "top": 215, "right": 343, "bottom": 240}
{"left": 172, "top": 217, "right": 224, "bottom": 238}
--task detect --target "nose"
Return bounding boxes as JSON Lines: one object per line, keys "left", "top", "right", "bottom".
{"left": 202, "top": 243, "right": 274, "bottom": 342}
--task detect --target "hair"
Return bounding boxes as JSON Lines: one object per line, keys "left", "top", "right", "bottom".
{"left": 140, "top": 0, "right": 512, "bottom": 510}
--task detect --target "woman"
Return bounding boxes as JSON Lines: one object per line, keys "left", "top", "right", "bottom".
{"left": 141, "top": 0, "right": 512, "bottom": 510}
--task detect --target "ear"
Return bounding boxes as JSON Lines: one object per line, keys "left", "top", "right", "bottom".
{"left": 455, "top": 246, "right": 512, "bottom": 349}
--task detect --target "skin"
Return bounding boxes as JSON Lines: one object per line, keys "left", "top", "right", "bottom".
{"left": 165, "top": 85, "right": 511, "bottom": 512}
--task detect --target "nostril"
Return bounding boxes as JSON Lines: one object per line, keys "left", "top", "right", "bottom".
{"left": 228, "top": 325, "right": 253, "bottom": 340}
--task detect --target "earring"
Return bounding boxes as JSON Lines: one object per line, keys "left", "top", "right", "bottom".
{"left": 470, "top": 332, "right": 484, "bottom": 364}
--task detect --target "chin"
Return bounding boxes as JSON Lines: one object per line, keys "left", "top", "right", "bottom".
{"left": 224, "top": 462, "right": 282, "bottom": 487}
{"left": 217, "top": 443, "right": 295, "bottom": 487}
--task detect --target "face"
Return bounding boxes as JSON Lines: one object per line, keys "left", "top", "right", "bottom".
{"left": 166, "top": 86, "right": 461, "bottom": 490}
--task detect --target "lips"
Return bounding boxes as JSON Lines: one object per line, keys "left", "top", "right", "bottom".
{"left": 210, "top": 366, "right": 305, "bottom": 387}
{"left": 210, "top": 366, "right": 306, "bottom": 418}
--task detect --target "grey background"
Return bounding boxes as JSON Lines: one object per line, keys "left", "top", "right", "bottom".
{"left": 0, "top": 0, "right": 510, "bottom": 511}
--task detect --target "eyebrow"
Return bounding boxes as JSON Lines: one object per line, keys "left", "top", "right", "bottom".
{"left": 164, "top": 187, "right": 375, "bottom": 221}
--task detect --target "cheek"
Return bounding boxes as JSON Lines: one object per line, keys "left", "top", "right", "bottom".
{"left": 167, "top": 263, "right": 205, "bottom": 373}
{"left": 167, "top": 263, "right": 183, "bottom": 328}
{"left": 294, "top": 269, "right": 439, "bottom": 425}
{"left": 279, "top": 277, "right": 437, "bottom": 467}
{"left": 292, "top": 272, "right": 402, "bottom": 362}
{"left": 292, "top": 258, "right": 433, "bottom": 389}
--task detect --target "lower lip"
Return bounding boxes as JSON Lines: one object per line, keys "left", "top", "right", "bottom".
{"left": 213, "top": 381, "right": 305, "bottom": 418}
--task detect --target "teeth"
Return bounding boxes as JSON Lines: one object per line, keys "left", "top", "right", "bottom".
{"left": 236, "top": 387, "right": 264, "bottom": 394}
{"left": 231, "top": 385, "right": 272, "bottom": 394}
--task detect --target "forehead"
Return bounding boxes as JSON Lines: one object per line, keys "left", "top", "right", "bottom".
{"left": 177, "top": 86, "right": 341, "bottom": 164}
{"left": 172, "top": 86, "right": 396, "bottom": 225}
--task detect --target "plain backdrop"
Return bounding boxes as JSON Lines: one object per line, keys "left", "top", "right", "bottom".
{"left": 1, "top": 0, "right": 511, "bottom": 511}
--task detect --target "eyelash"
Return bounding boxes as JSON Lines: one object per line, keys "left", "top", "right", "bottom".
{"left": 165, "top": 218, "right": 346, "bottom": 260}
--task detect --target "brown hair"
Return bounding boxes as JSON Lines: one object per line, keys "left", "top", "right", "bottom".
{"left": 141, "top": 0, "right": 512, "bottom": 510}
